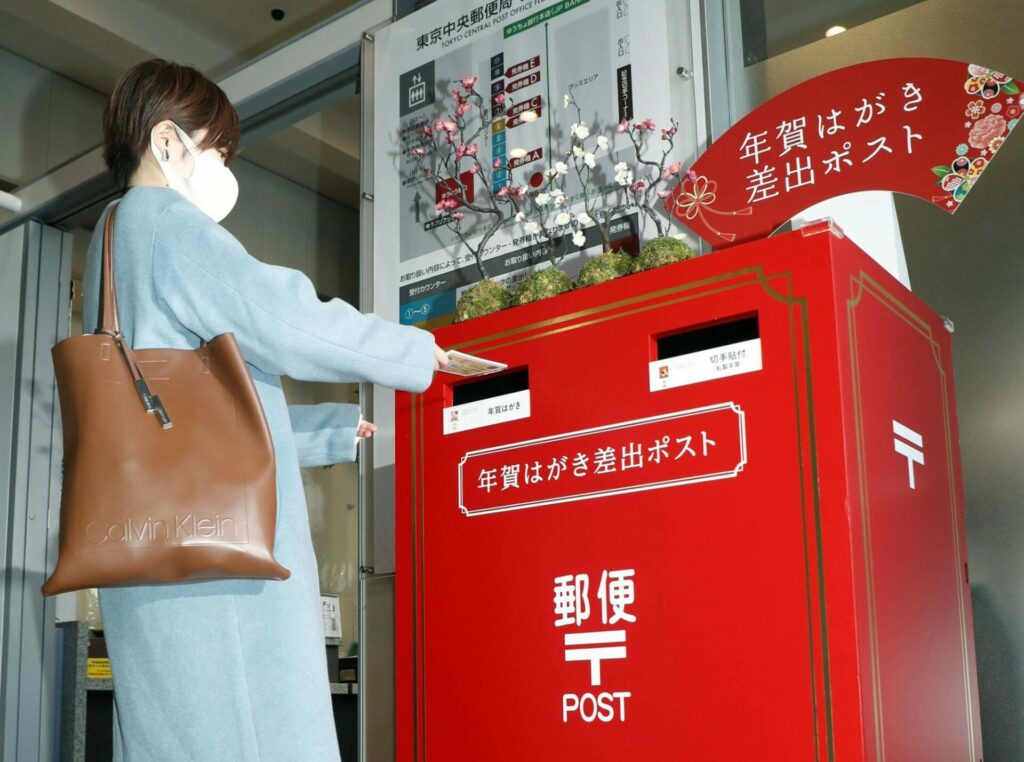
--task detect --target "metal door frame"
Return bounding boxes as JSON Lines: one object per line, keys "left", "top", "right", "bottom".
{"left": 0, "top": 221, "right": 72, "bottom": 761}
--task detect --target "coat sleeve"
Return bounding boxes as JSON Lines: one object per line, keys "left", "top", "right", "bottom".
{"left": 150, "top": 199, "right": 436, "bottom": 390}
{"left": 288, "top": 403, "right": 362, "bottom": 467}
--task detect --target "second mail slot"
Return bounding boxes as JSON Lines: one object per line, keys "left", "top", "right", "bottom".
{"left": 650, "top": 313, "right": 762, "bottom": 391}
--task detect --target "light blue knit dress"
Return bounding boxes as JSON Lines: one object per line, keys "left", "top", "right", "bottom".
{"left": 80, "top": 186, "right": 435, "bottom": 761}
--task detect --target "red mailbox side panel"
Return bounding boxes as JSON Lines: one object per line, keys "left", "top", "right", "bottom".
{"left": 398, "top": 242, "right": 837, "bottom": 760}
{"left": 827, "top": 235, "right": 983, "bottom": 761}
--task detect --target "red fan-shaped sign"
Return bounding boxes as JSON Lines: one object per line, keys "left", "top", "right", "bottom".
{"left": 667, "top": 58, "right": 1022, "bottom": 247}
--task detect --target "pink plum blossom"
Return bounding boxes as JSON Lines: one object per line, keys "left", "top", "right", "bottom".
{"left": 465, "top": 143, "right": 479, "bottom": 156}
{"left": 616, "top": 119, "right": 629, "bottom": 134}
{"left": 452, "top": 212, "right": 465, "bottom": 221}
{"left": 630, "top": 180, "right": 645, "bottom": 193}
{"left": 461, "top": 75, "right": 478, "bottom": 90}
{"left": 494, "top": 92, "right": 507, "bottom": 105}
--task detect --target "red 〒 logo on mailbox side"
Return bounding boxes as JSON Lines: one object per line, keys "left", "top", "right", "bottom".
{"left": 458, "top": 402, "right": 747, "bottom": 516}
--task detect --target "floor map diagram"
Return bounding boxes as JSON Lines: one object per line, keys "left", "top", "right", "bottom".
{"left": 375, "top": 0, "right": 684, "bottom": 326}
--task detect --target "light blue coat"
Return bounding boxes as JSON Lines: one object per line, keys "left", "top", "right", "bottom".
{"left": 81, "top": 186, "right": 435, "bottom": 761}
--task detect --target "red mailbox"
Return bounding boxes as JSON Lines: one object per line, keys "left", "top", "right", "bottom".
{"left": 395, "top": 224, "right": 982, "bottom": 761}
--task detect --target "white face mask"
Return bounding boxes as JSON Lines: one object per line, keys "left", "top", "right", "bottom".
{"left": 151, "top": 122, "right": 239, "bottom": 223}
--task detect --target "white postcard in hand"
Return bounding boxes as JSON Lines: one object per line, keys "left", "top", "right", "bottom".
{"left": 441, "top": 350, "right": 508, "bottom": 377}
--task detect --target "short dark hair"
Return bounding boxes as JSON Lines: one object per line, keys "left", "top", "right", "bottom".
{"left": 102, "top": 59, "right": 240, "bottom": 190}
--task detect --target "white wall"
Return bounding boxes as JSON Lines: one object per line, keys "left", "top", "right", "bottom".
{"left": 0, "top": 47, "right": 105, "bottom": 187}
{"left": 229, "top": 159, "right": 364, "bottom": 650}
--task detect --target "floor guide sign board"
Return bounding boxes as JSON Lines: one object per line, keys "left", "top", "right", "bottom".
{"left": 396, "top": 226, "right": 982, "bottom": 760}
{"left": 373, "top": 0, "right": 682, "bottom": 327}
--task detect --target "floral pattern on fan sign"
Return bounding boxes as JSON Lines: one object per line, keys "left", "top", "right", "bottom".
{"left": 932, "top": 64, "right": 1022, "bottom": 209}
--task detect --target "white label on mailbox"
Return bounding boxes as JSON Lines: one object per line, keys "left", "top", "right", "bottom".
{"left": 649, "top": 338, "right": 762, "bottom": 392}
{"left": 443, "top": 390, "right": 531, "bottom": 435}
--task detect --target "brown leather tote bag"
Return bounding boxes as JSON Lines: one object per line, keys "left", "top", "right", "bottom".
{"left": 41, "top": 202, "right": 290, "bottom": 596}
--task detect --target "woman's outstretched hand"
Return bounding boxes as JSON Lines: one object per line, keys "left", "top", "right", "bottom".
{"left": 434, "top": 344, "right": 450, "bottom": 371}
{"left": 356, "top": 348, "right": 445, "bottom": 441}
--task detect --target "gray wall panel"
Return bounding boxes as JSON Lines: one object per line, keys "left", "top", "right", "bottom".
{"left": 1, "top": 221, "right": 71, "bottom": 761}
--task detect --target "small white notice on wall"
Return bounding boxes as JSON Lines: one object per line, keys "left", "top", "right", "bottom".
{"left": 322, "top": 594, "right": 342, "bottom": 640}
{"left": 443, "top": 390, "right": 531, "bottom": 435}
{"left": 649, "top": 339, "right": 763, "bottom": 392}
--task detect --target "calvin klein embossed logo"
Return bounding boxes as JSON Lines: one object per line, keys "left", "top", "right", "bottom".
{"left": 85, "top": 513, "right": 238, "bottom": 544}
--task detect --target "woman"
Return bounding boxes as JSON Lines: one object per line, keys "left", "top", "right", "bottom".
{"left": 87, "top": 59, "right": 446, "bottom": 760}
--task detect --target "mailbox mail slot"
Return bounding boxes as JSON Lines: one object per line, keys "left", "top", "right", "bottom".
{"left": 396, "top": 226, "right": 982, "bottom": 761}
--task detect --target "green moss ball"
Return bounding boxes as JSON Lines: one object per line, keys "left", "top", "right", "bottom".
{"left": 576, "top": 250, "right": 635, "bottom": 287}
{"left": 633, "top": 236, "right": 697, "bottom": 272}
{"left": 454, "top": 279, "right": 513, "bottom": 322}
{"left": 512, "top": 267, "right": 573, "bottom": 306}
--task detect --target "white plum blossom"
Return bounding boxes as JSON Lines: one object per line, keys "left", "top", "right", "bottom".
{"left": 570, "top": 122, "right": 590, "bottom": 140}
{"left": 552, "top": 191, "right": 567, "bottom": 207}
{"left": 514, "top": 211, "right": 526, "bottom": 222}
{"left": 563, "top": 94, "right": 571, "bottom": 108}
{"left": 520, "top": 110, "right": 540, "bottom": 123}
{"left": 577, "top": 211, "right": 593, "bottom": 225}
{"left": 572, "top": 145, "right": 585, "bottom": 158}
{"left": 583, "top": 152, "right": 596, "bottom": 169}
{"left": 555, "top": 211, "right": 572, "bottom": 226}
{"left": 572, "top": 230, "right": 586, "bottom": 247}
{"left": 524, "top": 221, "right": 540, "bottom": 234}
{"left": 508, "top": 147, "right": 528, "bottom": 159}
{"left": 596, "top": 135, "right": 609, "bottom": 151}
{"left": 535, "top": 192, "right": 551, "bottom": 206}
{"left": 614, "top": 161, "right": 634, "bottom": 186}
{"left": 544, "top": 167, "right": 558, "bottom": 179}
{"left": 554, "top": 161, "right": 569, "bottom": 175}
